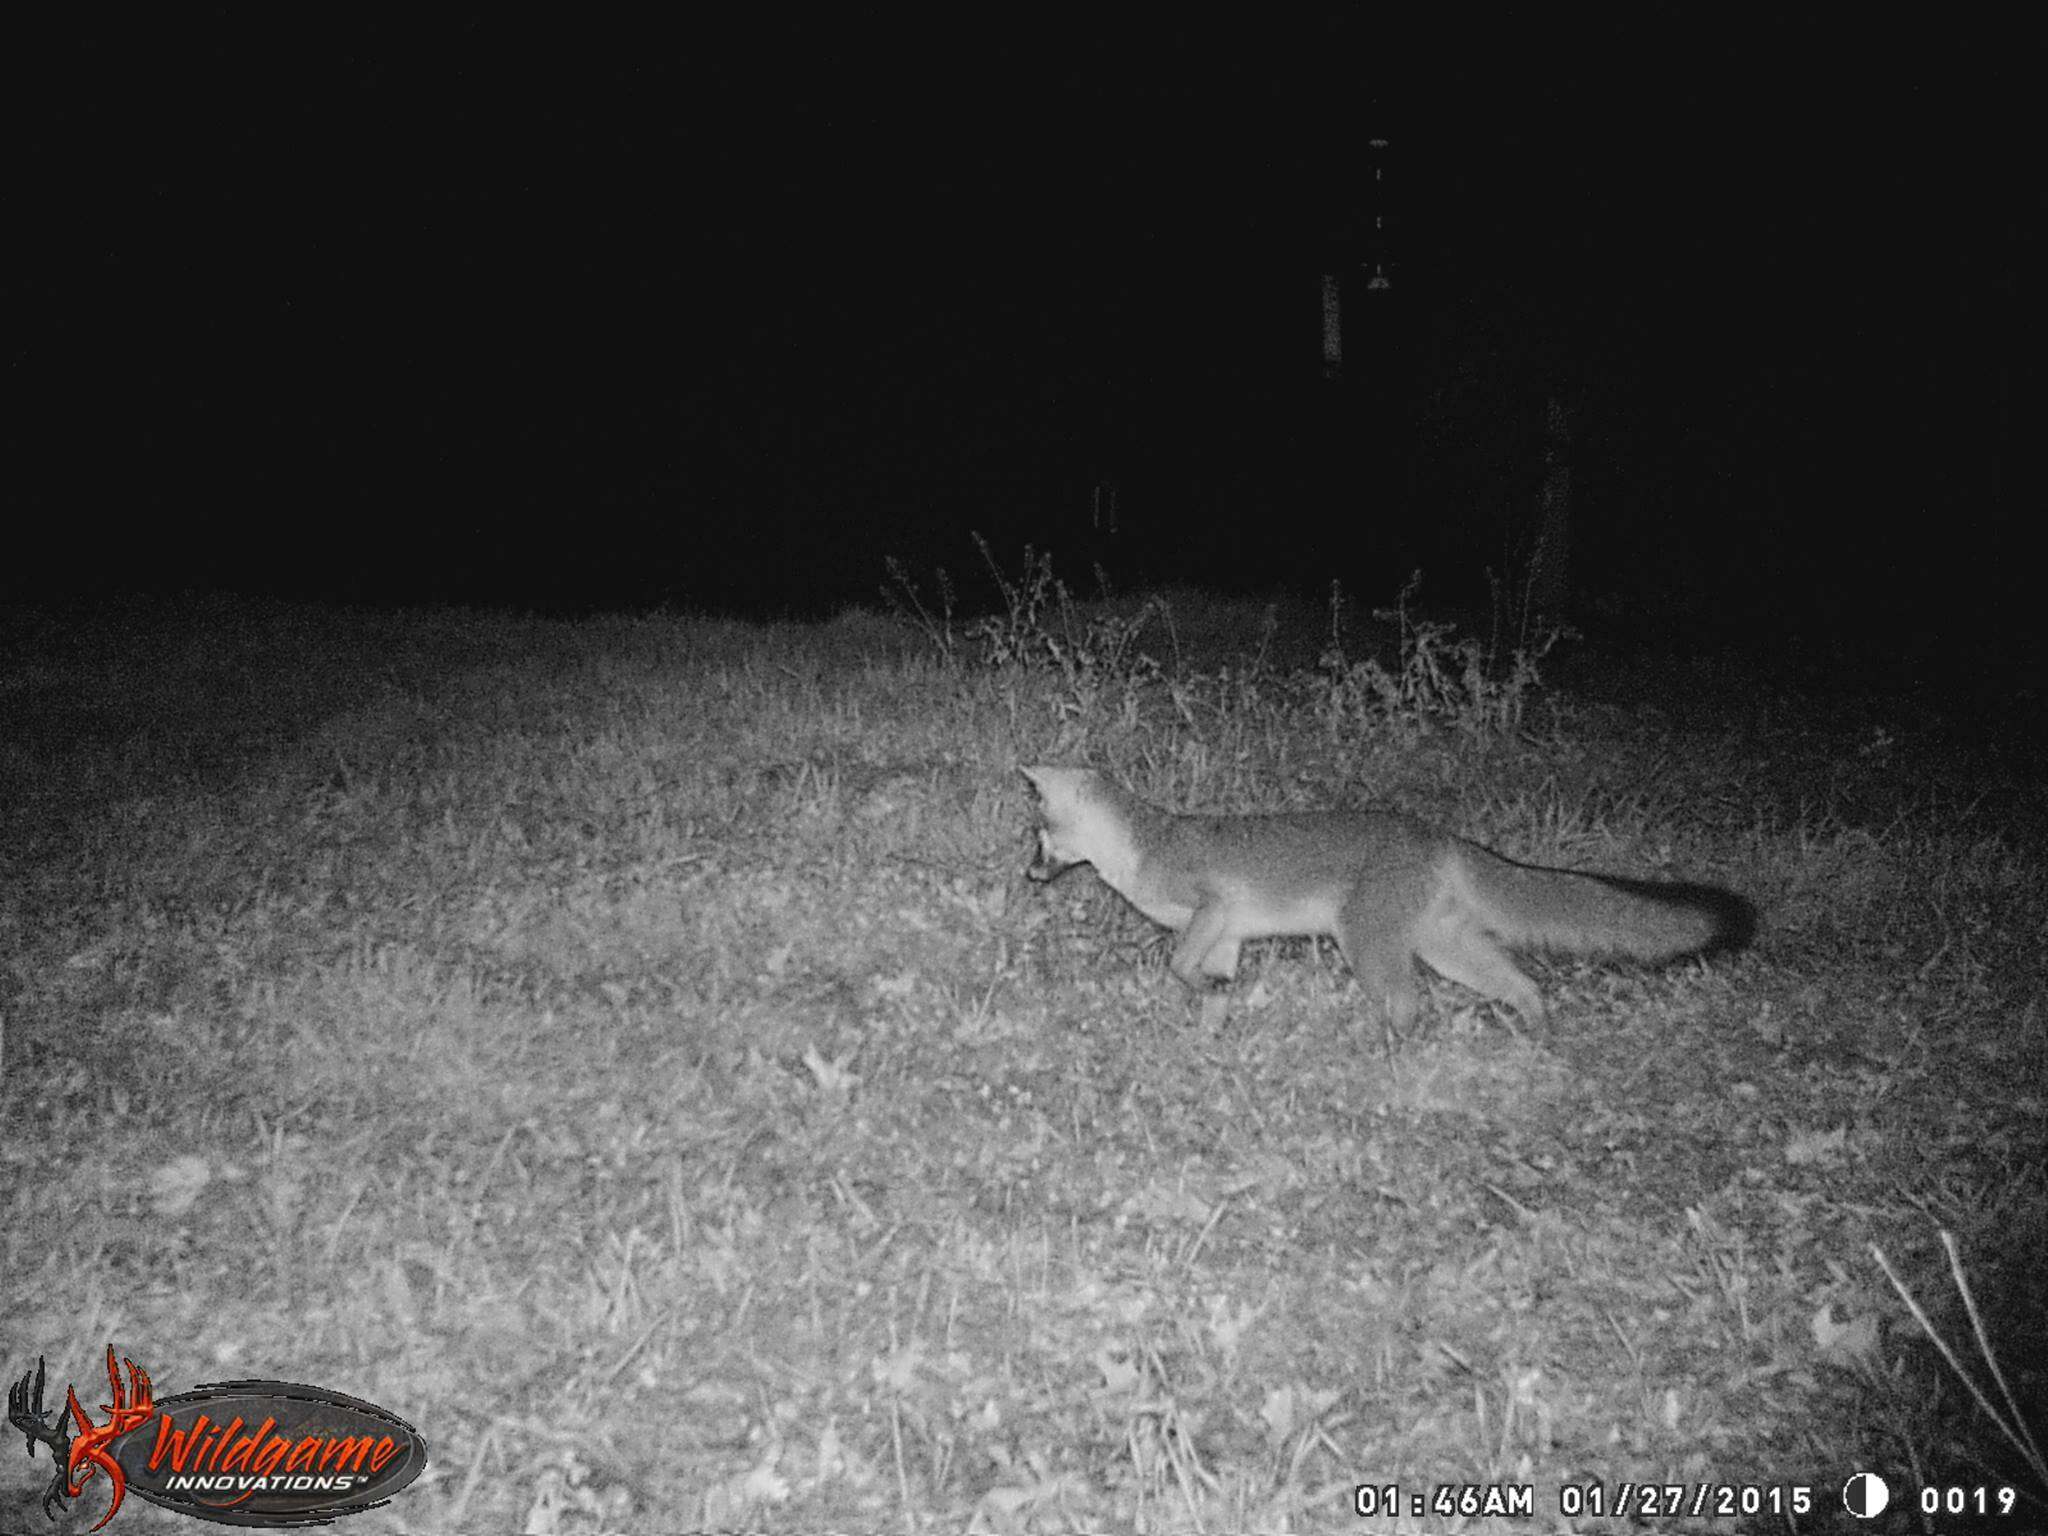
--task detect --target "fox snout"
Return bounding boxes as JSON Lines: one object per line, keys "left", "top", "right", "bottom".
{"left": 1027, "top": 832, "right": 1075, "bottom": 883}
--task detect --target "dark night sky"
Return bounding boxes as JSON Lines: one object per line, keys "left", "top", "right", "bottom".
{"left": 8, "top": 14, "right": 2034, "bottom": 645}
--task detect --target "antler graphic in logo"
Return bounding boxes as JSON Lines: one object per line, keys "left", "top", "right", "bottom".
{"left": 8, "top": 1356, "right": 75, "bottom": 1519}
{"left": 7, "top": 1347, "right": 154, "bottom": 1531}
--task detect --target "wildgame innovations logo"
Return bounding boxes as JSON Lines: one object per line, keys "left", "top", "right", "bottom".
{"left": 7, "top": 1348, "right": 428, "bottom": 1530}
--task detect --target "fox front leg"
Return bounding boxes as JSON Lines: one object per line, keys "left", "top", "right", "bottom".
{"left": 1171, "top": 902, "right": 1240, "bottom": 1028}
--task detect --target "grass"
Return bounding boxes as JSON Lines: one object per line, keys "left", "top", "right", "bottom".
{"left": 1, "top": 579, "right": 2042, "bottom": 1533}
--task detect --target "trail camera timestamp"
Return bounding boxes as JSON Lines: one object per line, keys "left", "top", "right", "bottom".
{"left": 1353, "top": 1483, "right": 1534, "bottom": 1520}
{"left": 1558, "top": 1482, "right": 1815, "bottom": 1520}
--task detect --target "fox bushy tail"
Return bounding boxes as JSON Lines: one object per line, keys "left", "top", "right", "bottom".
{"left": 1452, "top": 846, "right": 1755, "bottom": 960}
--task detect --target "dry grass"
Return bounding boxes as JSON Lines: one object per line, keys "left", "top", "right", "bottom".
{"left": 1, "top": 589, "right": 2042, "bottom": 1533}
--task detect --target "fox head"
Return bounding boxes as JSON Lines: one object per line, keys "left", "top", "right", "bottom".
{"left": 1020, "top": 765, "right": 1119, "bottom": 883}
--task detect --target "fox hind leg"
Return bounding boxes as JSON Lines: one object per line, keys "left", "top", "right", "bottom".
{"left": 1334, "top": 920, "right": 1421, "bottom": 1032}
{"left": 1413, "top": 918, "right": 1545, "bottom": 1028}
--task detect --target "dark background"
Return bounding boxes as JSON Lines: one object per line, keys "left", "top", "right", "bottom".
{"left": 8, "top": 14, "right": 2033, "bottom": 668}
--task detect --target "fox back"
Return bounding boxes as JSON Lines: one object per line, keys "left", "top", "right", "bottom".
{"left": 1022, "top": 765, "right": 1752, "bottom": 1029}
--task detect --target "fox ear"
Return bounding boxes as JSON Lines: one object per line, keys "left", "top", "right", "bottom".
{"left": 1021, "top": 765, "right": 1100, "bottom": 806}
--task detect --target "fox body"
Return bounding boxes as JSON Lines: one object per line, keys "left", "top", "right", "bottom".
{"left": 1021, "top": 765, "right": 1752, "bottom": 1029}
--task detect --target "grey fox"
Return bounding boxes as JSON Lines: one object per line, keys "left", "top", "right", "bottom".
{"left": 1022, "top": 765, "right": 1752, "bottom": 1029}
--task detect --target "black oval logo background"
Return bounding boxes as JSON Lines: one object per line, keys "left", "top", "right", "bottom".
{"left": 113, "top": 1380, "right": 428, "bottom": 1528}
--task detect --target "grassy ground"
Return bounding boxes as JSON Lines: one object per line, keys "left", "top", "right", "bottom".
{"left": 1, "top": 585, "right": 2042, "bottom": 1533}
